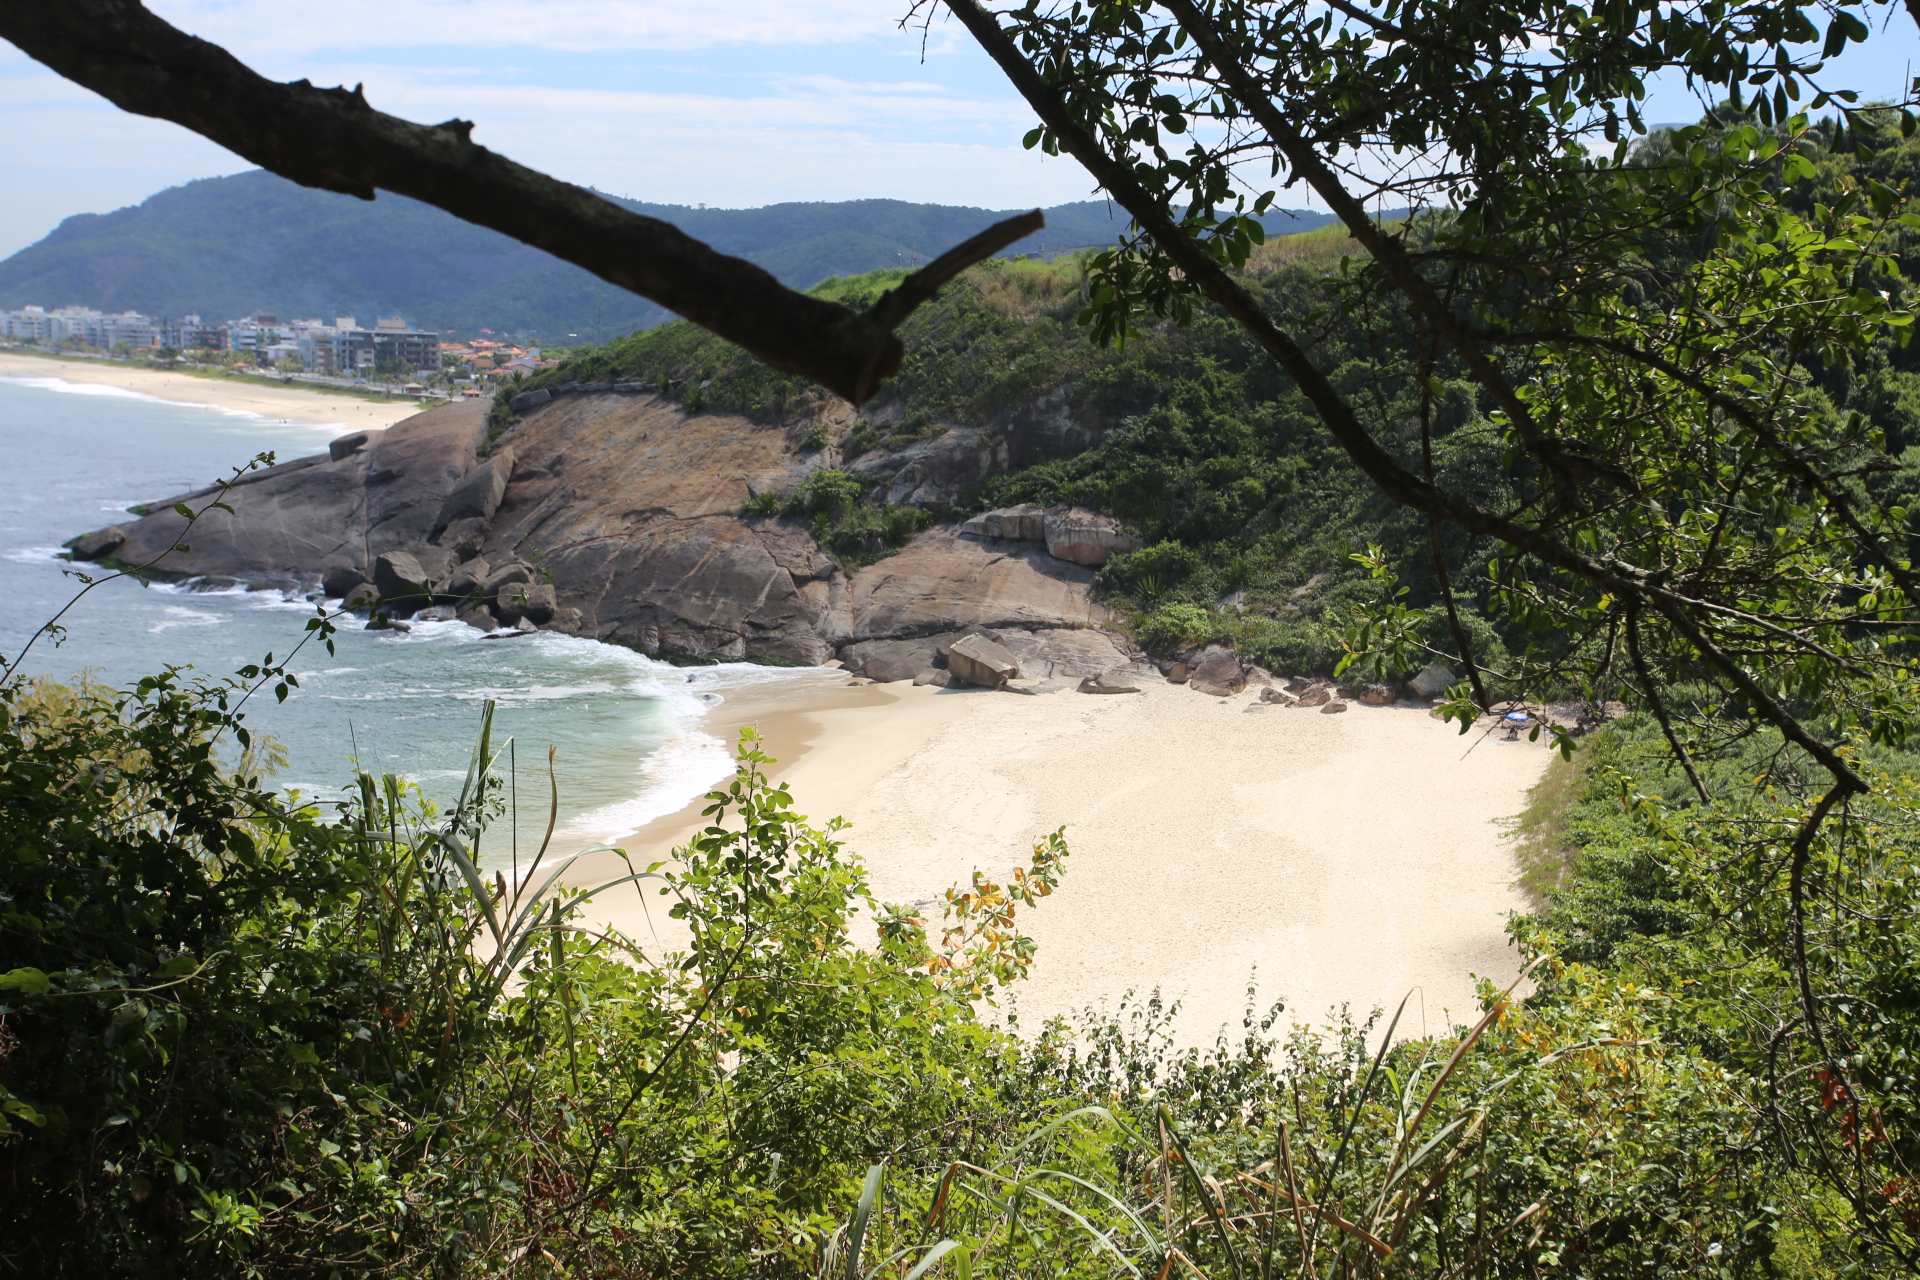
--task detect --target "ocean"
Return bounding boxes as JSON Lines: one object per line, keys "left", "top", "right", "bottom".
{"left": 0, "top": 375, "right": 833, "bottom": 866}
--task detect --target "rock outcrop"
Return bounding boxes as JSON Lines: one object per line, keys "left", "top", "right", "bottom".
{"left": 78, "top": 399, "right": 490, "bottom": 588}
{"left": 958, "top": 503, "right": 1142, "bottom": 567}
{"left": 69, "top": 393, "right": 1144, "bottom": 677}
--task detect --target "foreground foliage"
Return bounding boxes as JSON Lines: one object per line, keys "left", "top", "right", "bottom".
{"left": 6, "top": 664, "right": 1920, "bottom": 1277}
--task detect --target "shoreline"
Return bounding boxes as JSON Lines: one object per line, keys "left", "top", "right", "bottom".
{"left": 566, "top": 676, "right": 1555, "bottom": 1046}
{"left": 0, "top": 351, "right": 425, "bottom": 430}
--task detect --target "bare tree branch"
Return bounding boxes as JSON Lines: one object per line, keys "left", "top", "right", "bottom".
{"left": 0, "top": 0, "right": 1041, "bottom": 405}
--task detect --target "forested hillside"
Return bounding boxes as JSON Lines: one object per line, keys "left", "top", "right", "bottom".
{"left": 532, "top": 115, "right": 1920, "bottom": 683}
{"left": 0, "top": 168, "right": 1338, "bottom": 339}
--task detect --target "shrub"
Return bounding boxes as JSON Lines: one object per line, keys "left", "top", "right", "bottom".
{"left": 1133, "top": 602, "right": 1215, "bottom": 656}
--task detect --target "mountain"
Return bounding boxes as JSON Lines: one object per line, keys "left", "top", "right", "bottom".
{"left": 0, "top": 170, "right": 1339, "bottom": 341}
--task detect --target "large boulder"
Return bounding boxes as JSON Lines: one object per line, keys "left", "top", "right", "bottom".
{"left": 840, "top": 636, "right": 943, "bottom": 683}
{"left": 431, "top": 448, "right": 515, "bottom": 558}
{"left": 994, "top": 627, "right": 1137, "bottom": 680}
{"left": 1187, "top": 648, "right": 1247, "bottom": 697}
{"left": 372, "top": 548, "right": 454, "bottom": 614}
{"left": 498, "top": 581, "right": 557, "bottom": 625}
{"left": 1410, "top": 662, "right": 1457, "bottom": 699}
{"left": 1359, "top": 682, "right": 1396, "bottom": 706}
{"left": 483, "top": 559, "right": 531, "bottom": 593}
{"left": 958, "top": 504, "right": 1048, "bottom": 543}
{"left": 446, "top": 557, "right": 490, "bottom": 600}
{"left": 948, "top": 634, "right": 1021, "bottom": 688}
{"left": 322, "top": 565, "right": 370, "bottom": 600}
{"left": 69, "top": 526, "right": 126, "bottom": 561}
{"left": 1042, "top": 508, "right": 1143, "bottom": 567}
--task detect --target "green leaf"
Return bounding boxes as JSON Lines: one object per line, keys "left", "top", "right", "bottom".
{"left": 0, "top": 968, "right": 51, "bottom": 996}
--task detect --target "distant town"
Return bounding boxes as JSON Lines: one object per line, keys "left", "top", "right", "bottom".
{"left": 0, "top": 304, "right": 562, "bottom": 398}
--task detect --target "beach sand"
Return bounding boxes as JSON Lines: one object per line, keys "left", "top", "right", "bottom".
{"left": 0, "top": 352, "right": 422, "bottom": 430}
{"left": 568, "top": 677, "right": 1552, "bottom": 1046}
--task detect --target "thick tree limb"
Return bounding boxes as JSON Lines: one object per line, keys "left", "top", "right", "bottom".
{"left": 0, "top": 1, "right": 1040, "bottom": 405}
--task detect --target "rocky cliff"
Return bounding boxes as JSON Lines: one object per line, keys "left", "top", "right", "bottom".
{"left": 71, "top": 393, "right": 1145, "bottom": 681}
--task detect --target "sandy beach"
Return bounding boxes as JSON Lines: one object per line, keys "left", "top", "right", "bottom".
{"left": 569, "top": 676, "right": 1552, "bottom": 1046}
{"left": 0, "top": 351, "right": 422, "bottom": 430}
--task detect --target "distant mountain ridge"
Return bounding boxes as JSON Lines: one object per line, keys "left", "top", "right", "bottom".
{"left": 0, "top": 171, "right": 1339, "bottom": 341}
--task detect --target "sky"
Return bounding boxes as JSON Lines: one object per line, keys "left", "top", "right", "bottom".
{"left": 2, "top": 1, "right": 1915, "bottom": 261}
{"left": 0, "top": 0, "right": 1100, "bottom": 259}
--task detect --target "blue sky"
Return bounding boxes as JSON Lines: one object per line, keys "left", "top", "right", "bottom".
{"left": 2, "top": 0, "right": 1914, "bottom": 260}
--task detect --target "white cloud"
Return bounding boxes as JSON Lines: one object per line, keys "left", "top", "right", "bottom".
{"left": 149, "top": 0, "right": 923, "bottom": 57}
{"left": 0, "top": 4, "right": 1094, "bottom": 259}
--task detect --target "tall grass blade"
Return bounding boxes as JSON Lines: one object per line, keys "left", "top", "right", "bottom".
{"left": 847, "top": 1162, "right": 885, "bottom": 1280}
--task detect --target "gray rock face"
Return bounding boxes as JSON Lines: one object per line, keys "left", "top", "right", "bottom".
{"left": 1042, "top": 509, "right": 1142, "bottom": 566}
{"left": 432, "top": 448, "right": 515, "bottom": 558}
{"left": 1188, "top": 648, "right": 1247, "bottom": 697}
{"left": 75, "top": 400, "right": 488, "bottom": 584}
{"left": 69, "top": 526, "right": 126, "bottom": 561}
{"left": 329, "top": 432, "right": 370, "bottom": 461}
{"left": 67, "top": 393, "right": 1143, "bottom": 666}
{"left": 913, "top": 668, "right": 952, "bottom": 687}
{"left": 849, "top": 426, "right": 1001, "bottom": 508}
{"left": 509, "top": 388, "right": 551, "bottom": 414}
{"left": 948, "top": 634, "right": 1021, "bottom": 688}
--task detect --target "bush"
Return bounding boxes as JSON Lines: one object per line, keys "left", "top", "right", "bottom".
{"left": 1132, "top": 602, "right": 1215, "bottom": 656}
{"left": 0, "top": 669, "right": 1068, "bottom": 1277}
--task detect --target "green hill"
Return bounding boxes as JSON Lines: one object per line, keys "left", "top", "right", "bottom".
{"left": 0, "top": 170, "right": 1338, "bottom": 341}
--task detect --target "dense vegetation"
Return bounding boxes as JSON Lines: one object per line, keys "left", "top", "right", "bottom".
{"left": 536, "top": 116, "right": 1920, "bottom": 683}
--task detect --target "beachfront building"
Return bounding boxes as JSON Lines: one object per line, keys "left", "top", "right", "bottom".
{"left": 298, "top": 319, "right": 441, "bottom": 375}
{"left": 5, "top": 303, "right": 440, "bottom": 371}
{"left": 163, "top": 315, "right": 229, "bottom": 352}
{"left": 1, "top": 305, "right": 52, "bottom": 341}
{"left": 2, "top": 305, "right": 157, "bottom": 350}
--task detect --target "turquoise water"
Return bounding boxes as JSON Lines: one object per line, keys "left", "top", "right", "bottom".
{"left": 0, "top": 375, "right": 827, "bottom": 865}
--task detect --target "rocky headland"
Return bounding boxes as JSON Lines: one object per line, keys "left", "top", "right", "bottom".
{"left": 68, "top": 391, "right": 1159, "bottom": 684}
